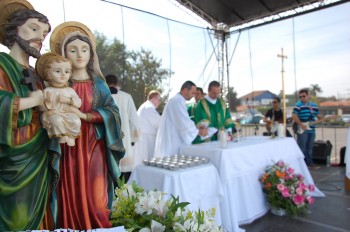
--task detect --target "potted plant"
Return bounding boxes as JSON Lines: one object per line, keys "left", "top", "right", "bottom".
{"left": 259, "top": 160, "right": 315, "bottom": 216}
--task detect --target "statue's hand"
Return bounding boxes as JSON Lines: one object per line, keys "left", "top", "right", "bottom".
{"left": 28, "top": 90, "right": 44, "bottom": 107}
{"left": 57, "top": 94, "right": 70, "bottom": 104}
{"left": 64, "top": 106, "right": 85, "bottom": 119}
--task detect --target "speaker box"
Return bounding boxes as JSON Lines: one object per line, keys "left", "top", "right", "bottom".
{"left": 339, "top": 146, "right": 346, "bottom": 166}
{"left": 312, "top": 140, "right": 332, "bottom": 164}
{"left": 345, "top": 176, "right": 350, "bottom": 192}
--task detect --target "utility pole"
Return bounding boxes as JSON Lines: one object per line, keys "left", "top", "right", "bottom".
{"left": 277, "top": 48, "right": 287, "bottom": 135}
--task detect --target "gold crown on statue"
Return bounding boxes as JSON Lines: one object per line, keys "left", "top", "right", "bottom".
{"left": 49, "top": 21, "right": 96, "bottom": 55}
{"left": 0, "top": 0, "right": 34, "bottom": 45}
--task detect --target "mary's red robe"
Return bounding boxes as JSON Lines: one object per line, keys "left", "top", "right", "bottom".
{"left": 57, "top": 77, "right": 125, "bottom": 230}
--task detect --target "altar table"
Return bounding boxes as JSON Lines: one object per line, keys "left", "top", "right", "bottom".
{"left": 345, "top": 128, "right": 350, "bottom": 178}
{"left": 128, "top": 163, "right": 223, "bottom": 224}
{"left": 180, "top": 136, "right": 325, "bottom": 232}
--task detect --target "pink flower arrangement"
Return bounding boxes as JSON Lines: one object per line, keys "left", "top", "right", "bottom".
{"left": 259, "top": 160, "right": 315, "bottom": 216}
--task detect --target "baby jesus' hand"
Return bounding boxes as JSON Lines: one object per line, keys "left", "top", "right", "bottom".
{"left": 57, "top": 95, "right": 71, "bottom": 104}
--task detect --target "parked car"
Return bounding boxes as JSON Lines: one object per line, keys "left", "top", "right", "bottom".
{"left": 341, "top": 114, "right": 350, "bottom": 123}
{"left": 239, "top": 113, "right": 264, "bottom": 125}
{"left": 259, "top": 114, "right": 293, "bottom": 126}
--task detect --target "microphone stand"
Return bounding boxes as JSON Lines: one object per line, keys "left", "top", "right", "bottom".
{"left": 246, "top": 98, "right": 259, "bottom": 136}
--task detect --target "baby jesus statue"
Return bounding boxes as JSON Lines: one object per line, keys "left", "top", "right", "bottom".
{"left": 36, "top": 52, "right": 81, "bottom": 146}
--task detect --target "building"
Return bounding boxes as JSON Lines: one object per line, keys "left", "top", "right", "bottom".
{"left": 319, "top": 101, "right": 350, "bottom": 115}
{"left": 238, "top": 90, "right": 278, "bottom": 107}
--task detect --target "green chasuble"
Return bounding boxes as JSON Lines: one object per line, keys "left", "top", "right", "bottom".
{"left": 187, "top": 102, "right": 196, "bottom": 121}
{"left": 0, "top": 53, "right": 60, "bottom": 230}
{"left": 193, "top": 97, "right": 235, "bottom": 144}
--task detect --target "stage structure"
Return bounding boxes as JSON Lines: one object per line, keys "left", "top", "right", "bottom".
{"left": 175, "top": 0, "right": 349, "bottom": 102}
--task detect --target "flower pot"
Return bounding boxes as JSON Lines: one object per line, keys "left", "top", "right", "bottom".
{"left": 271, "top": 207, "right": 286, "bottom": 216}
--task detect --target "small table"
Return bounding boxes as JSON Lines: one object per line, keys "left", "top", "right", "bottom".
{"left": 128, "top": 163, "right": 223, "bottom": 224}
{"left": 180, "top": 136, "right": 324, "bottom": 232}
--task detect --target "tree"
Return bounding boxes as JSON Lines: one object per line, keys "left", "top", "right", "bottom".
{"left": 94, "top": 32, "right": 172, "bottom": 110}
{"left": 225, "top": 87, "right": 239, "bottom": 112}
{"left": 309, "top": 84, "right": 323, "bottom": 97}
{"left": 95, "top": 32, "right": 126, "bottom": 82}
{"left": 124, "top": 48, "right": 171, "bottom": 109}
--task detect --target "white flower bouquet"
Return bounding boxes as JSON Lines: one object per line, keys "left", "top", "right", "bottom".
{"left": 110, "top": 180, "right": 224, "bottom": 232}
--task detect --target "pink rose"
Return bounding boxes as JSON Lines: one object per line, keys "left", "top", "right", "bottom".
{"left": 298, "top": 174, "right": 304, "bottom": 181}
{"left": 306, "top": 195, "right": 315, "bottom": 205}
{"left": 277, "top": 184, "right": 285, "bottom": 191}
{"left": 281, "top": 188, "right": 291, "bottom": 198}
{"left": 293, "top": 195, "right": 305, "bottom": 205}
{"left": 277, "top": 160, "right": 285, "bottom": 167}
{"left": 286, "top": 167, "right": 294, "bottom": 175}
{"left": 298, "top": 183, "right": 307, "bottom": 190}
{"left": 296, "top": 187, "right": 303, "bottom": 196}
{"left": 308, "top": 184, "right": 315, "bottom": 192}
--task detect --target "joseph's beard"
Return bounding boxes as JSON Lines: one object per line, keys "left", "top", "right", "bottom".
{"left": 15, "top": 36, "right": 42, "bottom": 58}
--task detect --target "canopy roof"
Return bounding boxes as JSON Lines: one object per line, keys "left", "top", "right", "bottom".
{"left": 175, "top": 0, "right": 349, "bottom": 29}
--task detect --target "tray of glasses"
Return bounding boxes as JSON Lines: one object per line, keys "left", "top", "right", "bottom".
{"left": 142, "top": 155, "right": 209, "bottom": 171}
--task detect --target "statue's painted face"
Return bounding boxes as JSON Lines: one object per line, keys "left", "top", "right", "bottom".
{"left": 48, "top": 61, "right": 71, "bottom": 87}
{"left": 16, "top": 18, "right": 50, "bottom": 58}
{"left": 65, "top": 39, "right": 91, "bottom": 70}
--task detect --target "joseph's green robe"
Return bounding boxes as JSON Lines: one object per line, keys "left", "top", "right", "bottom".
{"left": 0, "top": 52, "right": 60, "bottom": 230}
{"left": 193, "top": 97, "right": 235, "bottom": 144}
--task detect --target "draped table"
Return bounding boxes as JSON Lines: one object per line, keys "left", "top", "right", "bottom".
{"left": 128, "top": 163, "right": 223, "bottom": 224}
{"left": 180, "top": 136, "right": 325, "bottom": 232}
{"left": 345, "top": 128, "right": 350, "bottom": 190}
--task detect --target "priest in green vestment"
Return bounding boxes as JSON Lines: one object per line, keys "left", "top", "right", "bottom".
{"left": 187, "top": 87, "right": 205, "bottom": 121}
{"left": 193, "top": 81, "right": 235, "bottom": 144}
{"left": 0, "top": 1, "right": 60, "bottom": 230}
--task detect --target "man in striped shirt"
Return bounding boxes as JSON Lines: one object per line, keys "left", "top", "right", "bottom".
{"left": 292, "top": 89, "right": 324, "bottom": 169}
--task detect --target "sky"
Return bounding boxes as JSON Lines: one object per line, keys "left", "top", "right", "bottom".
{"left": 1, "top": 0, "right": 349, "bottom": 99}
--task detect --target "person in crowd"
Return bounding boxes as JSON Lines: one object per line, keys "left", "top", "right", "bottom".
{"left": 0, "top": 1, "right": 60, "bottom": 230}
{"left": 106, "top": 74, "right": 140, "bottom": 182}
{"left": 292, "top": 89, "right": 324, "bottom": 169}
{"left": 187, "top": 87, "right": 205, "bottom": 120}
{"left": 36, "top": 52, "right": 82, "bottom": 146}
{"left": 154, "top": 81, "right": 208, "bottom": 157}
{"left": 193, "top": 80, "right": 235, "bottom": 143}
{"left": 134, "top": 90, "right": 162, "bottom": 165}
{"left": 50, "top": 21, "right": 125, "bottom": 229}
{"left": 262, "top": 96, "right": 292, "bottom": 137}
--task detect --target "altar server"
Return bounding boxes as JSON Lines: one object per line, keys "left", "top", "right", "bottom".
{"left": 154, "top": 81, "right": 207, "bottom": 157}
{"left": 134, "top": 90, "right": 161, "bottom": 165}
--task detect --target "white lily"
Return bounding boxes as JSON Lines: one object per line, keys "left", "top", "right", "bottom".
{"left": 139, "top": 228, "right": 151, "bottom": 232}
{"left": 151, "top": 220, "right": 166, "bottom": 232}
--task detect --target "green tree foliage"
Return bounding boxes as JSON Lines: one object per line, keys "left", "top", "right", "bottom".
{"left": 309, "top": 84, "right": 323, "bottom": 97}
{"left": 94, "top": 32, "right": 171, "bottom": 110}
{"left": 225, "top": 87, "right": 239, "bottom": 112}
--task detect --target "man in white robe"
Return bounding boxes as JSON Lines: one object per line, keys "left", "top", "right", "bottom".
{"left": 154, "top": 81, "right": 208, "bottom": 157}
{"left": 134, "top": 90, "right": 162, "bottom": 165}
{"left": 106, "top": 74, "right": 140, "bottom": 181}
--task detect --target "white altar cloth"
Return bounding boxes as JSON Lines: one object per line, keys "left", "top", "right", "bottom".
{"left": 345, "top": 128, "right": 350, "bottom": 178}
{"left": 128, "top": 163, "right": 223, "bottom": 224}
{"left": 180, "top": 136, "right": 325, "bottom": 232}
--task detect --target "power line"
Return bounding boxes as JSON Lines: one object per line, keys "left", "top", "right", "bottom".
{"left": 98, "top": 0, "right": 211, "bottom": 30}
